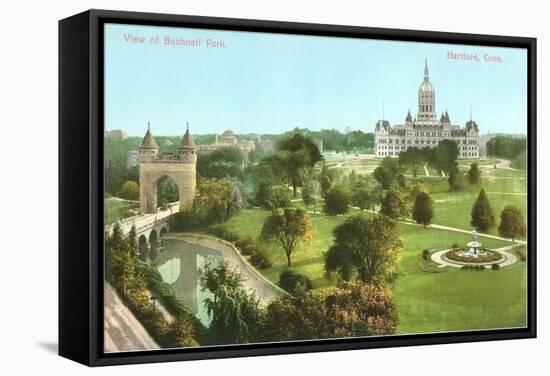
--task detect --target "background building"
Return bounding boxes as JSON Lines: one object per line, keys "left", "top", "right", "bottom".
{"left": 374, "top": 60, "right": 480, "bottom": 159}
{"left": 105, "top": 129, "right": 128, "bottom": 141}
{"left": 198, "top": 129, "right": 256, "bottom": 155}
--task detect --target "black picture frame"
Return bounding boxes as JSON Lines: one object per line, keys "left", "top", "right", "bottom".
{"left": 59, "top": 9, "right": 537, "bottom": 367}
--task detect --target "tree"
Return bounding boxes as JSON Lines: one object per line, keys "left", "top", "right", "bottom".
{"left": 325, "top": 215, "right": 402, "bottom": 283}
{"left": 468, "top": 162, "right": 481, "bottom": 185}
{"left": 274, "top": 133, "right": 323, "bottom": 197}
{"left": 323, "top": 186, "right": 350, "bottom": 216}
{"left": 486, "top": 135, "right": 527, "bottom": 160}
{"left": 261, "top": 208, "right": 315, "bottom": 267}
{"left": 448, "top": 165, "right": 465, "bottom": 191}
{"left": 278, "top": 270, "right": 313, "bottom": 295}
{"left": 412, "top": 191, "right": 434, "bottom": 227}
{"left": 471, "top": 188, "right": 495, "bottom": 231}
{"left": 255, "top": 181, "right": 273, "bottom": 209}
{"left": 498, "top": 206, "right": 526, "bottom": 242}
{"left": 373, "top": 157, "right": 402, "bottom": 189}
{"left": 398, "top": 147, "right": 425, "bottom": 177}
{"left": 193, "top": 179, "right": 240, "bottom": 224}
{"left": 368, "top": 184, "right": 384, "bottom": 213}
{"left": 380, "top": 188, "right": 407, "bottom": 219}
{"left": 261, "top": 282, "right": 396, "bottom": 342}
{"left": 105, "top": 223, "right": 141, "bottom": 295}
{"left": 431, "top": 139, "right": 459, "bottom": 175}
{"left": 350, "top": 178, "right": 371, "bottom": 211}
{"left": 197, "top": 146, "right": 244, "bottom": 180}
{"left": 270, "top": 186, "right": 291, "bottom": 209}
{"left": 118, "top": 180, "right": 139, "bottom": 200}
{"left": 201, "top": 262, "right": 263, "bottom": 344}
{"left": 302, "top": 180, "right": 321, "bottom": 213}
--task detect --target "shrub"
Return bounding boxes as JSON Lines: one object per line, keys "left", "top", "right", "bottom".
{"left": 207, "top": 224, "right": 239, "bottom": 242}
{"left": 278, "top": 270, "right": 313, "bottom": 295}
{"left": 491, "top": 263, "right": 500, "bottom": 271}
{"left": 168, "top": 209, "right": 203, "bottom": 232}
{"left": 451, "top": 243, "right": 460, "bottom": 249}
{"left": 250, "top": 253, "right": 272, "bottom": 269}
{"left": 234, "top": 237, "right": 258, "bottom": 256}
{"left": 422, "top": 249, "right": 430, "bottom": 260}
{"left": 515, "top": 248, "right": 526, "bottom": 261}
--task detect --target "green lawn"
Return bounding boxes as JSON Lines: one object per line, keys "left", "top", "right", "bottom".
{"left": 411, "top": 168, "right": 527, "bottom": 239}
{"left": 219, "top": 157, "right": 528, "bottom": 334}
{"left": 224, "top": 206, "right": 526, "bottom": 334}
{"left": 105, "top": 198, "right": 139, "bottom": 225}
{"left": 393, "top": 225, "right": 526, "bottom": 333}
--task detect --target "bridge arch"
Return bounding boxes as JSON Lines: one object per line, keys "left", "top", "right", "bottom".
{"left": 138, "top": 234, "right": 148, "bottom": 261}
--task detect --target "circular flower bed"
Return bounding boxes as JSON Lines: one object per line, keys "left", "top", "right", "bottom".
{"left": 443, "top": 248, "right": 504, "bottom": 264}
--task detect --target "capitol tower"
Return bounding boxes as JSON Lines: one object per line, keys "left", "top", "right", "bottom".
{"left": 374, "top": 60, "right": 480, "bottom": 159}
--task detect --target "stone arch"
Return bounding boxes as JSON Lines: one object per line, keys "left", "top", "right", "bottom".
{"left": 149, "top": 229, "right": 158, "bottom": 245}
{"left": 159, "top": 227, "right": 168, "bottom": 246}
{"left": 138, "top": 235, "right": 148, "bottom": 261}
{"left": 156, "top": 175, "right": 180, "bottom": 209}
{"left": 139, "top": 163, "right": 196, "bottom": 214}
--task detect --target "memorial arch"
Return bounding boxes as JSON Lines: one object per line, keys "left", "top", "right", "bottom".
{"left": 138, "top": 123, "right": 197, "bottom": 214}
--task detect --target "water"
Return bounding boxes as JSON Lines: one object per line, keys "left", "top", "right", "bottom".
{"left": 153, "top": 239, "right": 224, "bottom": 326}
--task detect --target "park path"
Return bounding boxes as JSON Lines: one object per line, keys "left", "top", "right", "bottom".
{"left": 338, "top": 206, "right": 527, "bottom": 246}
{"left": 104, "top": 283, "right": 159, "bottom": 353}
{"left": 397, "top": 218, "right": 527, "bottom": 245}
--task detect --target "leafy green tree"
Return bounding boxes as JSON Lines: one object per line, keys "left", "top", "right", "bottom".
{"left": 448, "top": 165, "right": 465, "bottom": 191}
{"left": 271, "top": 186, "right": 291, "bottom": 209}
{"left": 278, "top": 270, "right": 313, "bottom": 295}
{"left": 325, "top": 215, "right": 402, "bottom": 283}
{"left": 431, "top": 139, "right": 459, "bottom": 175}
{"left": 468, "top": 162, "right": 481, "bottom": 185}
{"left": 368, "top": 184, "right": 384, "bottom": 213}
{"left": 398, "top": 147, "right": 425, "bottom": 177}
{"left": 193, "top": 179, "right": 241, "bottom": 224}
{"left": 471, "top": 188, "right": 495, "bottom": 231}
{"left": 273, "top": 133, "right": 323, "bottom": 197}
{"left": 350, "top": 178, "right": 371, "bottom": 211}
{"left": 261, "top": 282, "right": 397, "bottom": 342}
{"left": 323, "top": 186, "right": 350, "bottom": 216}
{"left": 105, "top": 223, "right": 141, "bottom": 295}
{"left": 373, "top": 157, "right": 402, "bottom": 189}
{"left": 201, "top": 262, "right": 263, "bottom": 344}
{"left": 486, "top": 136, "right": 527, "bottom": 160}
{"left": 498, "top": 206, "right": 526, "bottom": 242}
{"left": 197, "top": 146, "right": 244, "bottom": 180}
{"left": 255, "top": 181, "right": 274, "bottom": 209}
{"left": 118, "top": 180, "right": 139, "bottom": 200}
{"left": 380, "top": 188, "right": 407, "bottom": 219}
{"left": 302, "top": 180, "right": 321, "bottom": 213}
{"left": 261, "top": 208, "right": 315, "bottom": 267}
{"left": 412, "top": 191, "right": 434, "bottom": 227}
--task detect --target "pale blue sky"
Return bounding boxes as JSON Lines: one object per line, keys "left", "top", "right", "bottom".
{"left": 104, "top": 23, "right": 528, "bottom": 137}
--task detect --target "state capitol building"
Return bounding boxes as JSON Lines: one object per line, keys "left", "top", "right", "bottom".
{"left": 374, "top": 60, "right": 480, "bottom": 159}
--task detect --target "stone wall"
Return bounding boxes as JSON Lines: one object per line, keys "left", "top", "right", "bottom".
{"left": 163, "top": 233, "right": 287, "bottom": 304}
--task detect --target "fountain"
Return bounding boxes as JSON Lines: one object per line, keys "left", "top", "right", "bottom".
{"left": 440, "top": 229, "right": 504, "bottom": 265}
{"left": 457, "top": 229, "right": 487, "bottom": 258}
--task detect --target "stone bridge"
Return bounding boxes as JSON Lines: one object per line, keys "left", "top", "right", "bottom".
{"left": 105, "top": 201, "right": 180, "bottom": 259}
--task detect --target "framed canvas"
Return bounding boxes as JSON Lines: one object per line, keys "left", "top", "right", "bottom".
{"left": 59, "top": 9, "right": 536, "bottom": 366}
